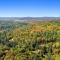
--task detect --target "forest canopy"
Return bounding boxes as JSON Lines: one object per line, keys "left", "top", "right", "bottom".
{"left": 0, "top": 20, "right": 60, "bottom": 60}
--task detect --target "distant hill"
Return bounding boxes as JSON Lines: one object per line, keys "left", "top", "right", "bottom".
{"left": 0, "top": 17, "right": 60, "bottom": 21}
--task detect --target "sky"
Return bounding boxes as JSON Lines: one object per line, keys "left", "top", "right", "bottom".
{"left": 0, "top": 0, "right": 60, "bottom": 17}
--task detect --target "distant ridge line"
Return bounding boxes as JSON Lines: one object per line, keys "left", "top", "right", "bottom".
{"left": 0, "top": 17, "right": 60, "bottom": 21}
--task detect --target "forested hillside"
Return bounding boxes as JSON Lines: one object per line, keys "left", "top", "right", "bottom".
{"left": 0, "top": 20, "right": 60, "bottom": 60}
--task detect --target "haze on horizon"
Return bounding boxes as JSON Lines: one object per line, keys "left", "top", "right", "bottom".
{"left": 0, "top": 0, "right": 60, "bottom": 17}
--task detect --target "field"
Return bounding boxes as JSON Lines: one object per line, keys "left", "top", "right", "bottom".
{"left": 0, "top": 20, "right": 60, "bottom": 60}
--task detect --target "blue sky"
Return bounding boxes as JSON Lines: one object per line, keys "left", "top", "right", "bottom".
{"left": 0, "top": 0, "right": 60, "bottom": 17}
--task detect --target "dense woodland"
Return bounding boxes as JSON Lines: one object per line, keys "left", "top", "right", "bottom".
{"left": 0, "top": 20, "right": 60, "bottom": 60}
